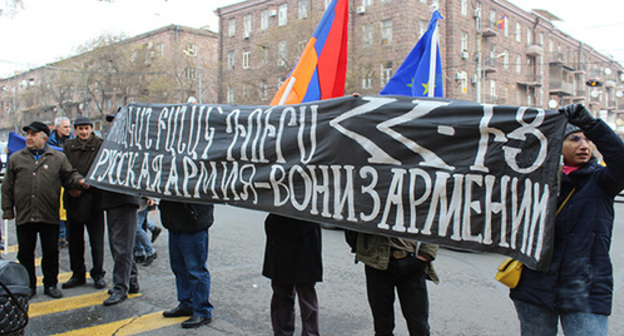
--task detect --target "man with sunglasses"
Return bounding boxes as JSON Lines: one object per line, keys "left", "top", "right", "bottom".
{"left": 510, "top": 104, "right": 624, "bottom": 335}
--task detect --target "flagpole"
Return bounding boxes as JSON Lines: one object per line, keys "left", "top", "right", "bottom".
{"left": 278, "top": 77, "right": 297, "bottom": 105}
{"left": 427, "top": 9, "right": 439, "bottom": 98}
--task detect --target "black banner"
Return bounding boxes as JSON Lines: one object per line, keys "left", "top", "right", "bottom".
{"left": 86, "top": 95, "right": 565, "bottom": 270}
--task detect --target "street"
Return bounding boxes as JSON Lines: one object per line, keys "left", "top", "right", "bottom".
{"left": 4, "top": 202, "right": 624, "bottom": 335}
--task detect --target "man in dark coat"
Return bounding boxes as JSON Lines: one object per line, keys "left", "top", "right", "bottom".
{"left": 262, "top": 214, "right": 323, "bottom": 336}
{"left": 160, "top": 201, "right": 215, "bottom": 329}
{"left": 510, "top": 104, "right": 624, "bottom": 335}
{"left": 2, "top": 121, "right": 87, "bottom": 299}
{"left": 61, "top": 116, "right": 106, "bottom": 290}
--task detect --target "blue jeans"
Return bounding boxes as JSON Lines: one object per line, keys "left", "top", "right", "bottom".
{"left": 513, "top": 300, "right": 608, "bottom": 336}
{"left": 133, "top": 209, "right": 156, "bottom": 257}
{"left": 168, "top": 229, "right": 213, "bottom": 318}
{"left": 59, "top": 220, "right": 67, "bottom": 240}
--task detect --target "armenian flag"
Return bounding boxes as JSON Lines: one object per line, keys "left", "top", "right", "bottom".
{"left": 270, "top": 0, "right": 349, "bottom": 105}
{"left": 496, "top": 14, "right": 506, "bottom": 30}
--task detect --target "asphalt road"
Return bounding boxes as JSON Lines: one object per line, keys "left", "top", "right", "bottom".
{"left": 5, "top": 202, "right": 624, "bottom": 335}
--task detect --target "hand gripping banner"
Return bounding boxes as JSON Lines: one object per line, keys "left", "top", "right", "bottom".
{"left": 86, "top": 95, "right": 566, "bottom": 270}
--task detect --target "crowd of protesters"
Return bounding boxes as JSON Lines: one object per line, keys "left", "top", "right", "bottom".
{"left": 2, "top": 103, "right": 624, "bottom": 335}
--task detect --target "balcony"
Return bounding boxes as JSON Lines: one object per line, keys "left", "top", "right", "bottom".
{"left": 549, "top": 52, "right": 565, "bottom": 65}
{"left": 480, "top": 23, "right": 498, "bottom": 38}
{"left": 525, "top": 44, "right": 543, "bottom": 57}
{"left": 517, "top": 75, "right": 543, "bottom": 87}
{"left": 483, "top": 59, "right": 498, "bottom": 74}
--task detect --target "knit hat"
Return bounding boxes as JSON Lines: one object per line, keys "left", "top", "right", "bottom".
{"left": 74, "top": 116, "right": 93, "bottom": 126}
{"left": 564, "top": 123, "right": 582, "bottom": 138}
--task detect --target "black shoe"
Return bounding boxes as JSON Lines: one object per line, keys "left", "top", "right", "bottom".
{"left": 58, "top": 239, "right": 68, "bottom": 249}
{"left": 134, "top": 255, "right": 145, "bottom": 263}
{"left": 151, "top": 226, "right": 162, "bottom": 243}
{"left": 181, "top": 314, "right": 212, "bottom": 328}
{"left": 103, "top": 292, "right": 127, "bottom": 306}
{"left": 44, "top": 286, "right": 63, "bottom": 299}
{"left": 129, "top": 281, "right": 140, "bottom": 294}
{"left": 93, "top": 277, "right": 107, "bottom": 289}
{"left": 143, "top": 252, "right": 157, "bottom": 267}
{"left": 163, "top": 306, "right": 193, "bottom": 318}
{"left": 62, "top": 276, "right": 86, "bottom": 289}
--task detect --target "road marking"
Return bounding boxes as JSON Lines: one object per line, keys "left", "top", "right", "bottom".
{"left": 50, "top": 311, "right": 187, "bottom": 336}
{"left": 37, "top": 272, "right": 91, "bottom": 287}
{"left": 29, "top": 291, "right": 142, "bottom": 317}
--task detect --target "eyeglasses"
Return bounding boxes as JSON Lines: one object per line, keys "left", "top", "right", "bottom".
{"left": 566, "top": 135, "right": 589, "bottom": 143}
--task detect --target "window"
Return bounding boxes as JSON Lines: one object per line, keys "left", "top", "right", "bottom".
{"left": 516, "top": 55, "right": 521, "bottom": 74}
{"left": 157, "top": 43, "right": 164, "bottom": 56}
{"left": 419, "top": 20, "right": 427, "bottom": 39}
{"left": 362, "top": 74, "right": 373, "bottom": 89}
{"left": 278, "top": 41, "right": 287, "bottom": 66}
{"left": 461, "top": 32, "right": 468, "bottom": 52}
{"left": 381, "top": 20, "right": 392, "bottom": 45}
{"left": 298, "top": 0, "right": 308, "bottom": 19}
{"left": 504, "top": 18, "right": 508, "bottom": 37}
{"left": 461, "top": 0, "right": 467, "bottom": 15}
{"left": 539, "top": 33, "right": 544, "bottom": 46}
{"left": 260, "top": 80, "right": 268, "bottom": 100}
{"left": 243, "top": 50, "right": 250, "bottom": 69}
{"left": 278, "top": 4, "right": 287, "bottom": 26}
{"left": 419, "top": 0, "right": 426, "bottom": 3}
{"left": 228, "top": 51, "right": 235, "bottom": 70}
{"left": 243, "top": 14, "right": 252, "bottom": 38}
{"left": 184, "top": 43, "right": 197, "bottom": 57}
{"left": 503, "top": 50, "right": 509, "bottom": 69}
{"left": 363, "top": 24, "right": 373, "bottom": 45}
{"left": 380, "top": 61, "right": 393, "bottom": 87}
{"left": 261, "top": 47, "right": 269, "bottom": 66}
{"left": 515, "top": 22, "right": 521, "bottom": 42}
{"left": 490, "top": 80, "right": 496, "bottom": 101}
{"left": 489, "top": 10, "right": 496, "bottom": 28}
{"left": 228, "top": 19, "right": 236, "bottom": 37}
{"left": 363, "top": 0, "right": 373, "bottom": 6}
{"left": 261, "top": 10, "right": 269, "bottom": 30}
{"left": 186, "top": 66, "right": 197, "bottom": 79}
{"left": 324, "top": 0, "right": 332, "bottom": 9}
{"left": 227, "top": 87, "right": 235, "bottom": 104}
{"left": 459, "top": 71, "right": 467, "bottom": 94}
{"left": 526, "top": 27, "right": 532, "bottom": 46}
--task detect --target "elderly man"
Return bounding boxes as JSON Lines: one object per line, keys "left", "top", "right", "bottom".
{"left": 47, "top": 116, "right": 73, "bottom": 248}
{"left": 2, "top": 121, "right": 87, "bottom": 299}
{"left": 62, "top": 116, "right": 106, "bottom": 290}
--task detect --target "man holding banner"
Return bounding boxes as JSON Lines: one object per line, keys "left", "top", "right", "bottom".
{"left": 510, "top": 104, "right": 624, "bottom": 335}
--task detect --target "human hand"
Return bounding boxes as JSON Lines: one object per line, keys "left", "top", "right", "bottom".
{"left": 68, "top": 189, "right": 82, "bottom": 197}
{"left": 559, "top": 104, "right": 597, "bottom": 131}
{"left": 79, "top": 179, "right": 90, "bottom": 190}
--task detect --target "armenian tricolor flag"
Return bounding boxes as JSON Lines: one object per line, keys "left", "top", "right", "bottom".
{"left": 496, "top": 14, "right": 506, "bottom": 30}
{"left": 270, "top": 0, "right": 349, "bottom": 105}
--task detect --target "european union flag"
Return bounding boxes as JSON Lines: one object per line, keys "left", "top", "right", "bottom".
{"left": 380, "top": 10, "right": 443, "bottom": 97}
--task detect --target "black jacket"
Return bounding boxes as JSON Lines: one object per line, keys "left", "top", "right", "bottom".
{"left": 159, "top": 200, "right": 214, "bottom": 233}
{"left": 262, "top": 214, "right": 323, "bottom": 284}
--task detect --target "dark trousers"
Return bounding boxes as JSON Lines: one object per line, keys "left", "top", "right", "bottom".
{"left": 106, "top": 205, "right": 138, "bottom": 295}
{"left": 16, "top": 222, "right": 59, "bottom": 290}
{"left": 67, "top": 211, "right": 105, "bottom": 280}
{"left": 270, "top": 280, "right": 319, "bottom": 336}
{"left": 365, "top": 256, "right": 430, "bottom": 336}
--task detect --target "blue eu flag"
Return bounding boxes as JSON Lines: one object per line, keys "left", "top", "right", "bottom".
{"left": 380, "top": 10, "right": 443, "bottom": 97}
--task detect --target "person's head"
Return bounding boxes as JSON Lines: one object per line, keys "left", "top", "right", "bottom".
{"left": 73, "top": 116, "right": 94, "bottom": 140}
{"left": 54, "top": 116, "right": 71, "bottom": 137}
{"left": 562, "top": 125, "right": 592, "bottom": 166}
{"left": 22, "top": 121, "right": 50, "bottom": 150}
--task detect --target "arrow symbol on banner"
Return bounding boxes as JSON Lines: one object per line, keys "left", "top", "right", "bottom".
{"left": 330, "top": 96, "right": 453, "bottom": 168}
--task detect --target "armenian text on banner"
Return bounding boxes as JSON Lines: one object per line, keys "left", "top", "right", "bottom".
{"left": 86, "top": 95, "right": 566, "bottom": 270}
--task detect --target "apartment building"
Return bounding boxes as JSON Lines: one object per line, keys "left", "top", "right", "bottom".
{"left": 0, "top": 24, "right": 218, "bottom": 138}
{"left": 216, "top": 0, "right": 624, "bottom": 130}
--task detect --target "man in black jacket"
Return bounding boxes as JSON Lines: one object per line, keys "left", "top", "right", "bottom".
{"left": 160, "top": 201, "right": 215, "bottom": 328}
{"left": 62, "top": 116, "right": 106, "bottom": 290}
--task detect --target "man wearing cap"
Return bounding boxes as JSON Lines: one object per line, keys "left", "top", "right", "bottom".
{"left": 1, "top": 121, "right": 88, "bottom": 299}
{"left": 62, "top": 116, "right": 107, "bottom": 290}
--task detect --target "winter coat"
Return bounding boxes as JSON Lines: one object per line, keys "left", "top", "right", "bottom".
{"left": 46, "top": 130, "right": 72, "bottom": 148}
{"left": 355, "top": 233, "right": 439, "bottom": 284}
{"left": 63, "top": 134, "right": 104, "bottom": 217}
{"left": 262, "top": 214, "right": 323, "bottom": 284}
{"left": 510, "top": 120, "right": 624, "bottom": 315}
{"left": 2, "top": 146, "right": 83, "bottom": 225}
{"left": 159, "top": 200, "right": 214, "bottom": 233}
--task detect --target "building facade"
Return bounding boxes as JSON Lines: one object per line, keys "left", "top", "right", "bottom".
{"left": 0, "top": 24, "right": 218, "bottom": 139}
{"left": 216, "top": 0, "right": 624, "bottom": 130}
